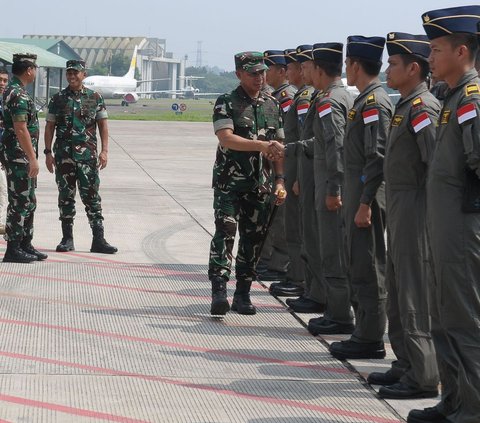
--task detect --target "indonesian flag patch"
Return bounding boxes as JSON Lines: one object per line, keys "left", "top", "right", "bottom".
{"left": 362, "top": 108, "right": 379, "bottom": 124}
{"left": 282, "top": 99, "right": 293, "bottom": 113}
{"left": 457, "top": 103, "right": 477, "bottom": 124}
{"left": 297, "top": 103, "right": 309, "bottom": 115}
{"left": 317, "top": 103, "right": 332, "bottom": 118}
{"left": 411, "top": 112, "right": 432, "bottom": 133}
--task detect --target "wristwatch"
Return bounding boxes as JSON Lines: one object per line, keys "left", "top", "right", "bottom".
{"left": 43, "top": 148, "right": 52, "bottom": 155}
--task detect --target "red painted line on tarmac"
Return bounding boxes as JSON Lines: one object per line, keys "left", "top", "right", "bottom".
{"left": 0, "top": 419, "right": 13, "bottom": 423}
{"left": 0, "top": 317, "right": 347, "bottom": 374}
{"left": 0, "top": 350, "right": 400, "bottom": 423}
{"left": 0, "top": 392, "right": 148, "bottom": 423}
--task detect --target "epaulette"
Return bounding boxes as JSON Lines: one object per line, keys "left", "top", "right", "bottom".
{"left": 366, "top": 93, "right": 376, "bottom": 106}
{"left": 281, "top": 90, "right": 287, "bottom": 97}
{"left": 466, "top": 83, "right": 480, "bottom": 96}
{"left": 301, "top": 89, "right": 310, "bottom": 96}
{"left": 412, "top": 97, "right": 424, "bottom": 108}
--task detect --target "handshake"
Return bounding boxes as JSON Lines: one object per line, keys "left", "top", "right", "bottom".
{"left": 261, "top": 140, "right": 284, "bottom": 162}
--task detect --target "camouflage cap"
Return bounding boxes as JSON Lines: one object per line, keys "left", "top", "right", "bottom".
{"left": 12, "top": 53, "right": 37, "bottom": 66}
{"left": 66, "top": 59, "right": 86, "bottom": 71}
{"left": 234, "top": 52, "right": 268, "bottom": 73}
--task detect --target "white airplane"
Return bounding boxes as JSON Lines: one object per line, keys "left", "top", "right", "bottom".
{"left": 83, "top": 48, "right": 220, "bottom": 105}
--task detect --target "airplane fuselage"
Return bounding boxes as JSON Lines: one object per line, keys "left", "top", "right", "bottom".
{"left": 83, "top": 75, "right": 137, "bottom": 98}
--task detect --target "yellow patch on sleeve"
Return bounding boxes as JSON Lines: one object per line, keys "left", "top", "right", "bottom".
{"left": 366, "top": 94, "right": 376, "bottom": 105}
{"left": 466, "top": 83, "right": 480, "bottom": 96}
{"left": 412, "top": 97, "right": 423, "bottom": 107}
{"left": 391, "top": 115, "right": 403, "bottom": 126}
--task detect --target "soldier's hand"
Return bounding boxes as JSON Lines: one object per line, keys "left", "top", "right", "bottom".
{"left": 45, "top": 154, "right": 55, "bottom": 173}
{"left": 326, "top": 195, "right": 342, "bottom": 211}
{"left": 98, "top": 151, "right": 108, "bottom": 169}
{"left": 274, "top": 183, "right": 287, "bottom": 205}
{"left": 354, "top": 203, "right": 372, "bottom": 228}
{"left": 292, "top": 180, "right": 300, "bottom": 196}
{"left": 28, "top": 158, "right": 40, "bottom": 178}
{"left": 267, "top": 141, "right": 284, "bottom": 161}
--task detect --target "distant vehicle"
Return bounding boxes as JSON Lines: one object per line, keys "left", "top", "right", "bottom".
{"left": 84, "top": 47, "right": 220, "bottom": 105}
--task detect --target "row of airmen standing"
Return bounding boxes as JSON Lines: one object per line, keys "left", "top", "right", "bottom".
{"left": 208, "top": 5, "right": 480, "bottom": 423}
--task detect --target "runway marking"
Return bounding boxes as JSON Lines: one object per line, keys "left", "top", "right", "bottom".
{"left": 0, "top": 350, "right": 401, "bottom": 423}
{"left": 0, "top": 317, "right": 348, "bottom": 375}
{"left": 0, "top": 392, "right": 148, "bottom": 422}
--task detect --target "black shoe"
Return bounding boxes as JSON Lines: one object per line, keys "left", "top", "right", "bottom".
{"left": 3, "top": 241, "right": 37, "bottom": 263}
{"left": 91, "top": 224, "right": 118, "bottom": 254}
{"left": 231, "top": 294, "right": 256, "bottom": 315}
{"left": 379, "top": 382, "right": 438, "bottom": 400}
{"left": 367, "top": 370, "right": 400, "bottom": 386}
{"left": 329, "top": 340, "right": 386, "bottom": 360}
{"left": 21, "top": 243, "right": 48, "bottom": 261}
{"left": 210, "top": 277, "right": 230, "bottom": 315}
{"left": 289, "top": 298, "right": 325, "bottom": 313}
{"left": 407, "top": 406, "right": 447, "bottom": 423}
{"left": 285, "top": 296, "right": 304, "bottom": 307}
{"left": 56, "top": 221, "right": 75, "bottom": 252}
{"left": 308, "top": 318, "right": 354, "bottom": 335}
{"left": 270, "top": 282, "right": 304, "bottom": 297}
{"left": 258, "top": 270, "right": 287, "bottom": 282}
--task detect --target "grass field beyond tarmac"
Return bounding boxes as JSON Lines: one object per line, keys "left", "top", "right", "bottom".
{"left": 104, "top": 98, "right": 217, "bottom": 122}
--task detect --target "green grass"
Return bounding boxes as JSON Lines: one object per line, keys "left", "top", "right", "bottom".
{"left": 105, "top": 98, "right": 216, "bottom": 122}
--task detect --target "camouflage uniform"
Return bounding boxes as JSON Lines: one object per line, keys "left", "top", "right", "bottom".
{"left": 46, "top": 85, "right": 108, "bottom": 226}
{"left": 0, "top": 97, "right": 7, "bottom": 229}
{"left": 209, "top": 85, "right": 283, "bottom": 284}
{"left": 0, "top": 75, "right": 39, "bottom": 242}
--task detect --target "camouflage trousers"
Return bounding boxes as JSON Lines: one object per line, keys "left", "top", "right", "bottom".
{"left": 55, "top": 157, "right": 103, "bottom": 226}
{"left": 2, "top": 161, "right": 36, "bottom": 242}
{"left": 208, "top": 189, "right": 269, "bottom": 283}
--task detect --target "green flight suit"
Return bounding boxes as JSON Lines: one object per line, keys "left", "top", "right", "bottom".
{"left": 343, "top": 82, "right": 393, "bottom": 343}
{"left": 384, "top": 82, "right": 440, "bottom": 390}
{"left": 427, "top": 69, "right": 480, "bottom": 423}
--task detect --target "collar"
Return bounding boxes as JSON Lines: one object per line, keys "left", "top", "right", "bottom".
{"left": 65, "top": 85, "right": 87, "bottom": 96}
{"left": 325, "top": 79, "right": 344, "bottom": 92}
{"left": 395, "top": 82, "right": 429, "bottom": 109}
{"left": 236, "top": 85, "right": 265, "bottom": 104}
{"left": 445, "top": 68, "right": 479, "bottom": 100}
{"left": 272, "top": 82, "right": 290, "bottom": 96}
{"left": 10, "top": 76, "right": 23, "bottom": 87}
{"left": 354, "top": 81, "right": 382, "bottom": 106}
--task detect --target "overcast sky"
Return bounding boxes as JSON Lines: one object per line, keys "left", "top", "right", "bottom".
{"left": 2, "top": 0, "right": 470, "bottom": 71}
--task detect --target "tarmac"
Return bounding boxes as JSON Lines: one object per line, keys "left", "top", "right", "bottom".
{"left": 0, "top": 120, "right": 439, "bottom": 422}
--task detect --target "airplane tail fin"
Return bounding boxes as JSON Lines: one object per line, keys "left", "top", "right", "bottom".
{"left": 124, "top": 46, "right": 138, "bottom": 79}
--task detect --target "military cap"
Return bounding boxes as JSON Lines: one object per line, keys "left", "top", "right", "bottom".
{"left": 422, "top": 6, "right": 480, "bottom": 40}
{"left": 12, "top": 53, "right": 37, "bottom": 66}
{"left": 386, "top": 32, "right": 430, "bottom": 59}
{"left": 346, "top": 35, "right": 385, "bottom": 62}
{"left": 295, "top": 45, "right": 313, "bottom": 63}
{"left": 284, "top": 49, "right": 297, "bottom": 64}
{"left": 66, "top": 59, "right": 86, "bottom": 71}
{"left": 312, "top": 42, "right": 343, "bottom": 64}
{"left": 264, "top": 50, "right": 287, "bottom": 66}
{"left": 234, "top": 51, "right": 268, "bottom": 73}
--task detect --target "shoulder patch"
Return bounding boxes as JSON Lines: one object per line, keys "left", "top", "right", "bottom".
{"left": 301, "top": 89, "right": 310, "bottom": 96}
{"left": 366, "top": 94, "right": 376, "bottom": 106}
{"left": 457, "top": 103, "right": 478, "bottom": 124}
{"left": 412, "top": 97, "right": 423, "bottom": 107}
{"left": 348, "top": 109, "right": 357, "bottom": 120}
{"left": 440, "top": 110, "right": 451, "bottom": 124}
{"left": 466, "top": 83, "right": 480, "bottom": 96}
{"left": 317, "top": 102, "right": 332, "bottom": 118}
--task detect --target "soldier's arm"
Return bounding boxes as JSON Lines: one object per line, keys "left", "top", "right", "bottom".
{"left": 458, "top": 99, "right": 480, "bottom": 175}
{"left": 360, "top": 104, "right": 391, "bottom": 204}
{"left": 44, "top": 97, "right": 56, "bottom": 173}
{"left": 409, "top": 105, "right": 438, "bottom": 164}
{"left": 97, "top": 118, "right": 109, "bottom": 169}
{"left": 13, "top": 121, "right": 38, "bottom": 177}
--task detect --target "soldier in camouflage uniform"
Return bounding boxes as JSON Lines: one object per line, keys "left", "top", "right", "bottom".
{"left": 307, "top": 43, "right": 355, "bottom": 335}
{"left": 0, "top": 66, "right": 9, "bottom": 235}
{"left": 367, "top": 33, "right": 440, "bottom": 400}
{"left": 209, "top": 52, "right": 285, "bottom": 316}
{"left": 329, "top": 36, "right": 394, "bottom": 360}
{"left": 261, "top": 50, "right": 303, "bottom": 295}
{"left": 1, "top": 53, "right": 47, "bottom": 263}
{"left": 408, "top": 8, "right": 480, "bottom": 423}
{"left": 44, "top": 60, "right": 117, "bottom": 254}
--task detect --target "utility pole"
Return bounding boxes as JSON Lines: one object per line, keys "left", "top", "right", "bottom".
{"left": 195, "top": 41, "right": 202, "bottom": 68}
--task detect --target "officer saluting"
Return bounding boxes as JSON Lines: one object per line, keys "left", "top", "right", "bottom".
{"left": 408, "top": 6, "right": 480, "bottom": 423}
{"left": 368, "top": 32, "right": 440, "bottom": 400}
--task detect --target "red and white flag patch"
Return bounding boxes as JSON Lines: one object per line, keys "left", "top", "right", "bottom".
{"left": 297, "top": 103, "right": 309, "bottom": 115}
{"left": 282, "top": 99, "right": 293, "bottom": 113}
{"left": 411, "top": 112, "right": 432, "bottom": 133}
{"left": 317, "top": 103, "right": 332, "bottom": 118}
{"left": 362, "top": 108, "right": 379, "bottom": 124}
{"left": 457, "top": 103, "right": 477, "bottom": 124}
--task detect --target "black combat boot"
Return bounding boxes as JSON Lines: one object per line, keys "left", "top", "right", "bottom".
{"left": 56, "top": 221, "right": 75, "bottom": 252}
{"left": 231, "top": 280, "right": 256, "bottom": 315}
{"left": 210, "top": 276, "right": 230, "bottom": 315}
{"left": 3, "top": 241, "right": 37, "bottom": 263}
{"left": 21, "top": 237, "right": 48, "bottom": 261}
{"left": 91, "top": 224, "right": 118, "bottom": 254}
